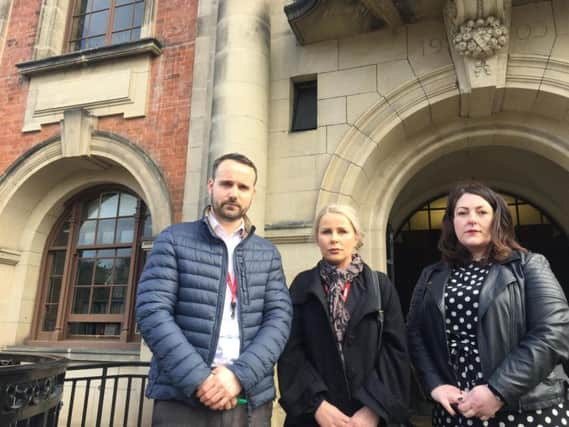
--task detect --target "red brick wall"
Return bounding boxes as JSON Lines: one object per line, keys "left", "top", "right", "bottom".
{"left": 0, "top": 0, "right": 198, "bottom": 223}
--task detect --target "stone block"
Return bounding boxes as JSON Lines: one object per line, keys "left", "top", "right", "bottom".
{"left": 407, "top": 20, "right": 452, "bottom": 78}
{"left": 271, "top": 79, "right": 290, "bottom": 100}
{"left": 269, "top": 126, "right": 327, "bottom": 158}
{"left": 377, "top": 60, "right": 416, "bottom": 96}
{"left": 269, "top": 99, "right": 290, "bottom": 132}
{"left": 502, "top": 87, "right": 538, "bottom": 112}
{"left": 267, "top": 191, "right": 318, "bottom": 224}
{"left": 338, "top": 27, "right": 407, "bottom": 69}
{"left": 318, "top": 65, "right": 377, "bottom": 99}
{"left": 326, "top": 124, "right": 350, "bottom": 154}
{"left": 510, "top": 2, "right": 555, "bottom": 56}
{"left": 318, "top": 97, "right": 346, "bottom": 126}
{"left": 271, "top": 35, "right": 338, "bottom": 81}
{"left": 268, "top": 155, "right": 328, "bottom": 193}
{"left": 532, "top": 90, "right": 569, "bottom": 122}
{"left": 347, "top": 92, "right": 381, "bottom": 125}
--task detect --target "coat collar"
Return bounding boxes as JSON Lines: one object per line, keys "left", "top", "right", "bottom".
{"left": 201, "top": 206, "right": 254, "bottom": 239}
{"left": 290, "top": 263, "right": 382, "bottom": 328}
{"left": 428, "top": 251, "right": 522, "bottom": 320}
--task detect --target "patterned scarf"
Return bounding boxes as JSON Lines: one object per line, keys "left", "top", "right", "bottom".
{"left": 318, "top": 254, "right": 364, "bottom": 346}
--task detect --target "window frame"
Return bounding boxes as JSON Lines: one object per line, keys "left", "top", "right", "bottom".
{"left": 64, "top": 0, "right": 147, "bottom": 53}
{"left": 291, "top": 78, "right": 317, "bottom": 132}
{"left": 29, "top": 186, "right": 151, "bottom": 349}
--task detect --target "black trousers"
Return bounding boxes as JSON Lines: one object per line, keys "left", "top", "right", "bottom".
{"left": 152, "top": 400, "right": 273, "bottom": 427}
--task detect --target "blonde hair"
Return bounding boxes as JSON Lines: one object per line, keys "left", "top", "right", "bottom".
{"left": 313, "top": 204, "right": 363, "bottom": 249}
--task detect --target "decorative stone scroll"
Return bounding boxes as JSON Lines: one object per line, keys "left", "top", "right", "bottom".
{"left": 445, "top": 0, "right": 510, "bottom": 60}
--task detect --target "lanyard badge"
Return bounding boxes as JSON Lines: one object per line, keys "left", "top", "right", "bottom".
{"left": 227, "top": 273, "right": 238, "bottom": 319}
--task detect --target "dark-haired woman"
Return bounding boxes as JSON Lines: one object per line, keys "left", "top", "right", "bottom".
{"left": 407, "top": 182, "right": 569, "bottom": 426}
{"left": 279, "top": 204, "right": 410, "bottom": 427}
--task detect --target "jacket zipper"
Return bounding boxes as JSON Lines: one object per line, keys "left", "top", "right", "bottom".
{"left": 208, "top": 244, "right": 229, "bottom": 366}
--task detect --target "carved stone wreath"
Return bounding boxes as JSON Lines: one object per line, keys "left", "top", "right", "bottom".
{"left": 452, "top": 15, "right": 508, "bottom": 59}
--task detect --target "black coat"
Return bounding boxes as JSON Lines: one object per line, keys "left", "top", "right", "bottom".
{"left": 278, "top": 263, "right": 410, "bottom": 426}
{"left": 407, "top": 251, "right": 569, "bottom": 411}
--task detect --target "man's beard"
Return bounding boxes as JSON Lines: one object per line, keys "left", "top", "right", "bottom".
{"left": 211, "top": 196, "right": 248, "bottom": 221}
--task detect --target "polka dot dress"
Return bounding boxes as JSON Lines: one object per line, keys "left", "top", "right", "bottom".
{"left": 432, "top": 263, "right": 569, "bottom": 427}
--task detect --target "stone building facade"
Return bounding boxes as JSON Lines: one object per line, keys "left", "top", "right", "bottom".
{"left": 1, "top": 0, "right": 569, "bottom": 425}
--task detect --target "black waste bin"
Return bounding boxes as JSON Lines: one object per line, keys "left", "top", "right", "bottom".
{"left": 0, "top": 353, "right": 67, "bottom": 427}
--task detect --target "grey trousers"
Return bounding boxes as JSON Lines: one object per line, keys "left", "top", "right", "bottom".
{"left": 152, "top": 400, "right": 273, "bottom": 427}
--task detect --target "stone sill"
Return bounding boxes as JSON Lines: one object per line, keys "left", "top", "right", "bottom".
{"left": 16, "top": 38, "right": 162, "bottom": 77}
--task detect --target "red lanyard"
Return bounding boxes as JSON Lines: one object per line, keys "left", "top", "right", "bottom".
{"left": 324, "top": 282, "right": 352, "bottom": 302}
{"left": 227, "top": 273, "right": 237, "bottom": 318}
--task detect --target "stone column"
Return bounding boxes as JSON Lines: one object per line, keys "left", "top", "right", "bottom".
{"left": 208, "top": 0, "right": 270, "bottom": 233}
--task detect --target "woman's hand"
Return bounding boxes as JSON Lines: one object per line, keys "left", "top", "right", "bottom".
{"left": 347, "top": 406, "right": 379, "bottom": 427}
{"left": 315, "top": 400, "right": 350, "bottom": 427}
{"left": 458, "top": 384, "right": 504, "bottom": 421}
{"left": 431, "top": 384, "right": 464, "bottom": 416}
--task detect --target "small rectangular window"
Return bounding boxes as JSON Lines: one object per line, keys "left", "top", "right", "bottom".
{"left": 291, "top": 79, "right": 317, "bottom": 132}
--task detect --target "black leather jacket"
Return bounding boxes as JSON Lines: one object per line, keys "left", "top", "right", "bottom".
{"left": 407, "top": 251, "right": 569, "bottom": 411}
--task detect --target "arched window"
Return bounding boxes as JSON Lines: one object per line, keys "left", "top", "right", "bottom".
{"left": 31, "top": 187, "right": 152, "bottom": 348}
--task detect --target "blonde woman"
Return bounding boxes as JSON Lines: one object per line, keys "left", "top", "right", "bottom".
{"left": 278, "top": 204, "right": 410, "bottom": 427}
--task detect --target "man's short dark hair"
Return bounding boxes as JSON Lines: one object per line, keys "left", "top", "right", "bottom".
{"left": 212, "top": 153, "right": 258, "bottom": 184}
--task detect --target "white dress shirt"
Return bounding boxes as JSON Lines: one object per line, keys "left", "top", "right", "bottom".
{"left": 208, "top": 211, "right": 244, "bottom": 366}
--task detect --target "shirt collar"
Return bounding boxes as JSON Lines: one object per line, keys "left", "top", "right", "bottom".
{"left": 208, "top": 210, "right": 245, "bottom": 239}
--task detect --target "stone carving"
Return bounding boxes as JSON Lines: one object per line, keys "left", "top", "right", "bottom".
{"left": 445, "top": 0, "right": 510, "bottom": 60}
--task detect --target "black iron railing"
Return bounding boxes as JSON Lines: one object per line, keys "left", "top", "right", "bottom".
{"left": 0, "top": 353, "right": 67, "bottom": 427}
{"left": 63, "top": 361, "right": 150, "bottom": 427}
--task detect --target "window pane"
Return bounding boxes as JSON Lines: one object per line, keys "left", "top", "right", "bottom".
{"left": 53, "top": 221, "right": 71, "bottom": 247}
{"left": 409, "top": 211, "right": 429, "bottom": 230}
{"left": 91, "top": 287, "right": 110, "bottom": 313}
{"left": 430, "top": 210, "right": 445, "bottom": 230}
{"left": 42, "top": 305, "right": 58, "bottom": 331}
{"left": 113, "top": 257, "right": 131, "bottom": 284}
{"left": 96, "top": 219, "right": 116, "bottom": 244}
{"left": 430, "top": 197, "right": 447, "bottom": 209}
{"left": 99, "top": 193, "right": 119, "bottom": 218}
{"left": 47, "top": 277, "right": 62, "bottom": 303}
{"left": 94, "top": 258, "right": 113, "bottom": 284}
{"left": 117, "top": 248, "right": 132, "bottom": 257}
{"left": 53, "top": 251, "right": 66, "bottom": 275}
{"left": 116, "top": 218, "right": 135, "bottom": 243}
{"left": 77, "top": 259, "right": 94, "bottom": 285}
{"left": 78, "top": 220, "right": 96, "bottom": 245}
{"left": 79, "top": 249, "right": 97, "bottom": 258}
{"left": 110, "top": 286, "right": 127, "bottom": 313}
{"left": 113, "top": 5, "right": 133, "bottom": 31}
{"left": 518, "top": 204, "right": 541, "bottom": 225}
{"left": 111, "top": 30, "right": 131, "bottom": 44}
{"left": 97, "top": 249, "right": 115, "bottom": 257}
{"left": 134, "top": 2, "right": 144, "bottom": 26}
{"left": 82, "top": 198, "right": 99, "bottom": 220}
{"left": 86, "top": 35, "right": 106, "bottom": 49}
{"left": 72, "top": 287, "right": 91, "bottom": 314}
{"left": 116, "top": 0, "right": 135, "bottom": 5}
{"left": 142, "top": 212, "right": 152, "bottom": 238}
{"left": 291, "top": 81, "right": 317, "bottom": 131}
{"left": 131, "top": 28, "right": 140, "bottom": 40}
{"left": 93, "top": 0, "right": 110, "bottom": 11}
{"left": 87, "top": 10, "right": 109, "bottom": 37}
{"left": 69, "top": 322, "right": 121, "bottom": 336}
{"left": 119, "top": 193, "right": 137, "bottom": 216}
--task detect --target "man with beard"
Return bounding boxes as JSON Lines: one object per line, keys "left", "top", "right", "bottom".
{"left": 136, "top": 153, "right": 292, "bottom": 426}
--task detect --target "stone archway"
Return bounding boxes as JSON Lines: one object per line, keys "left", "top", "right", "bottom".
{"left": 316, "top": 50, "right": 569, "bottom": 271}
{"left": 0, "top": 132, "right": 172, "bottom": 346}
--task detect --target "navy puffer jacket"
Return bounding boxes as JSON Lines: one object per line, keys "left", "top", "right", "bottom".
{"left": 136, "top": 217, "right": 292, "bottom": 409}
